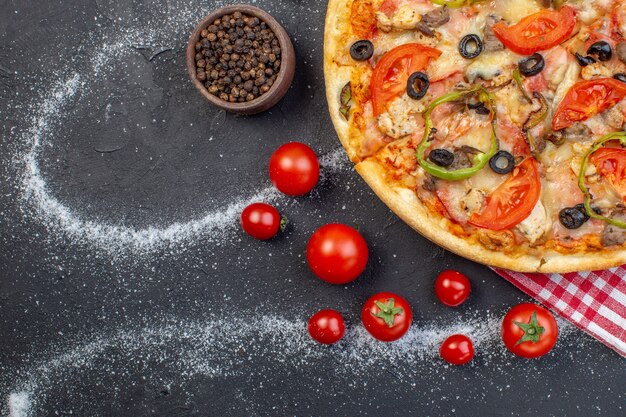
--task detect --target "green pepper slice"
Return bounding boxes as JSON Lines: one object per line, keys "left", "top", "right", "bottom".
{"left": 417, "top": 86, "right": 499, "bottom": 181}
{"left": 578, "top": 132, "right": 626, "bottom": 229}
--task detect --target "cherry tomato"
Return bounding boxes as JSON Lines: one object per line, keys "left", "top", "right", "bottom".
{"left": 361, "top": 292, "right": 412, "bottom": 342}
{"left": 492, "top": 6, "right": 577, "bottom": 55}
{"left": 435, "top": 270, "right": 471, "bottom": 307}
{"left": 306, "top": 224, "right": 369, "bottom": 284}
{"left": 469, "top": 158, "right": 541, "bottom": 231}
{"left": 440, "top": 334, "right": 475, "bottom": 365}
{"left": 240, "top": 203, "right": 281, "bottom": 240}
{"left": 269, "top": 142, "right": 320, "bottom": 196}
{"left": 502, "top": 303, "right": 558, "bottom": 358}
{"left": 307, "top": 309, "right": 345, "bottom": 345}
{"left": 591, "top": 147, "right": 626, "bottom": 199}
{"left": 371, "top": 43, "right": 441, "bottom": 116}
{"left": 552, "top": 78, "right": 626, "bottom": 131}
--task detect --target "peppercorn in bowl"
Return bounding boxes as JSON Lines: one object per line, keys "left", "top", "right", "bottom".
{"left": 186, "top": 4, "right": 296, "bottom": 115}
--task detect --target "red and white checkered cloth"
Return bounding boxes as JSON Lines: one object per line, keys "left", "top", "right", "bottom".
{"left": 494, "top": 267, "right": 626, "bottom": 356}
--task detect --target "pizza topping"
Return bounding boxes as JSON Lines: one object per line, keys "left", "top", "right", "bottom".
{"left": 614, "top": 73, "right": 626, "bottom": 83}
{"left": 350, "top": 40, "right": 374, "bottom": 61}
{"left": 429, "top": 148, "right": 455, "bottom": 167}
{"left": 371, "top": 43, "right": 442, "bottom": 116}
{"left": 578, "top": 132, "right": 626, "bottom": 230}
{"left": 469, "top": 158, "right": 541, "bottom": 231}
{"left": 376, "top": 95, "right": 424, "bottom": 139}
{"left": 376, "top": 5, "right": 422, "bottom": 33}
{"left": 491, "top": 6, "right": 577, "bottom": 56}
{"left": 418, "top": 87, "right": 499, "bottom": 181}
{"left": 552, "top": 78, "right": 626, "bottom": 131}
{"left": 580, "top": 62, "right": 613, "bottom": 81}
{"left": 350, "top": 0, "right": 376, "bottom": 38}
{"left": 518, "top": 54, "right": 545, "bottom": 77}
{"left": 465, "top": 50, "right": 513, "bottom": 84}
{"left": 460, "top": 188, "right": 486, "bottom": 214}
{"left": 431, "top": 0, "right": 485, "bottom": 7}
{"left": 421, "top": 5, "right": 450, "bottom": 28}
{"left": 587, "top": 40, "right": 613, "bottom": 62}
{"left": 559, "top": 205, "right": 590, "bottom": 230}
{"left": 489, "top": 151, "right": 515, "bottom": 175}
{"left": 407, "top": 71, "right": 430, "bottom": 100}
{"left": 616, "top": 42, "right": 626, "bottom": 64}
{"left": 483, "top": 15, "right": 505, "bottom": 52}
{"left": 574, "top": 52, "right": 597, "bottom": 67}
{"left": 459, "top": 34, "right": 484, "bottom": 59}
{"left": 339, "top": 82, "right": 352, "bottom": 121}
{"left": 468, "top": 100, "right": 490, "bottom": 115}
{"left": 602, "top": 211, "right": 626, "bottom": 246}
{"left": 516, "top": 200, "right": 549, "bottom": 244}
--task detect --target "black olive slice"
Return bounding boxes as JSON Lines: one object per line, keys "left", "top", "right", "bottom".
{"left": 575, "top": 52, "right": 597, "bottom": 67}
{"left": 489, "top": 151, "right": 515, "bottom": 174}
{"left": 614, "top": 73, "right": 626, "bottom": 83}
{"left": 468, "top": 101, "right": 491, "bottom": 115}
{"left": 459, "top": 34, "right": 483, "bottom": 59}
{"left": 429, "top": 149, "right": 455, "bottom": 167}
{"left": 559, "top": 206, "right": 588, "bottom": 230}
{"left": 518, "top": 53, "right": 545, "bottom": 76}
{"left": 350, "top": 40, "right": 374, "bottom": 61}
{"left": 407, "top": 72, "right": 430, "bottom": 100}
{"left": 587, "top": 41, "right": 613, "bottom": 62}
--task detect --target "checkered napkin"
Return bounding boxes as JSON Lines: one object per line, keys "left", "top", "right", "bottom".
{"left": 494, "top": 267, "right": 626, "bottom": 356}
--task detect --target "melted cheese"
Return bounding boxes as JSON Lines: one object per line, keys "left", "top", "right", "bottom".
{"left": 491, "top": 0, "right": 542, "bottom": 25}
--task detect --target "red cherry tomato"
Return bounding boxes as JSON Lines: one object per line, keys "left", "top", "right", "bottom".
{"left": 491, "top": 6, "right": 577, "bottom": 55}
{"left": 269, "top": 142, "right": 320, "bottom": 196}
{"left": 307, "top": 309, "right": 345, "bottom": 345}
{"left": 240, "top": 203, "right": 282, "bottom": 240}
{"left": 440, "top": 334, "right": 475, "bottom": 365}
{"left": 361, "top": 292, "right": 412, "bottom": 342}
{"left": 435, "top": 270, "right": 471, "bottom": 307}
{"left": 306, "top": 224, "right": 369, "bottom": 284}
{"left": 502, "top": 303, "right": 558, "bottom": 358}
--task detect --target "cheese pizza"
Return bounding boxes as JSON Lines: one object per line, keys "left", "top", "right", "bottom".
{"left": 324, "top": 0, "right": 626, "bottom": 272}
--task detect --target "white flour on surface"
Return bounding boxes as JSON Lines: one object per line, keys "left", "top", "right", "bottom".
{"left": 6, "top": 392, "right": 30, "bottom": 417}
{"left": 0, "top": 313, "right": 577, "bottom": 416}
{"left": 13, "top": 1, "right": 346, "bottom": 257}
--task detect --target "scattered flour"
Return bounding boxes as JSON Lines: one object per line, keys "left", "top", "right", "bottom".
{"left": 6, "top": 392, "right": 30, "bottom": 417}
{"left": 13, "top": 1, "right": 349, "bottom": 256}
{"left": 1, "top": 313, "right": 577, "bottom": 415}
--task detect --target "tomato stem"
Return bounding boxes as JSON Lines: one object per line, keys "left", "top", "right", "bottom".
{"left": 513, "top": 311, "right": 545, "bottom": 345}
{"left": 372, "top": 299, "right": 403, "bottom": 328}
{"left": 279, "top": 216, "right": 289, "bottom": 232}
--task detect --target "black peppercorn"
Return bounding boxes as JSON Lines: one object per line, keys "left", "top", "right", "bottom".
{"left": 195, "top": 11, "right": 282, "bottom": 102}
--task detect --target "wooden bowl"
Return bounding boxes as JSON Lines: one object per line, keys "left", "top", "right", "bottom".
{"left": 186, "top": 4, "right": 296, "bottom": 115}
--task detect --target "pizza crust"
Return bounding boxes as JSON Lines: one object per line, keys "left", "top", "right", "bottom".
{"left": 324, "top": 0, "right": 361, "bottom": 163}
{"left": 324, "top": 0, "right": 626, "bottom": 272}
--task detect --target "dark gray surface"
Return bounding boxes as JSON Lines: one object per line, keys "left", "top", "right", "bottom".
{"left": 0, "top": 1, "right": 624, "bottom": 416}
